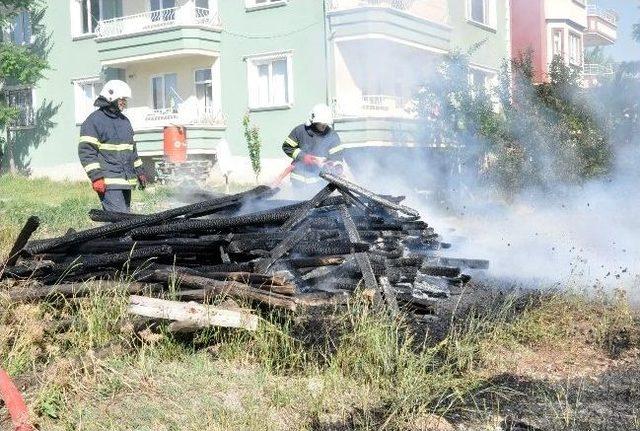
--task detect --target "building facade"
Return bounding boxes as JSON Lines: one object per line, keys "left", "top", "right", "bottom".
{"left": 510, "top": 0, "right": 617, "bottom": 83}
{"left": 2, "top": 0, "right": 511, "bottom": 183}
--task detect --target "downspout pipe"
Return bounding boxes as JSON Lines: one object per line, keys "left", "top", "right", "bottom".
{"left": 0, "top": 367, "right": 33, "bottom": 431}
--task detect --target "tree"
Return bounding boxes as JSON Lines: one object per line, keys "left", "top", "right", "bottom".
{"left": 242, "top": 114, "right": 262, "bottom": 183}
{"left": 415, "top": 51, "right": 612, "bottom": 201}
{"left": 0, "top": 0, "right": 48, "bottom": 174}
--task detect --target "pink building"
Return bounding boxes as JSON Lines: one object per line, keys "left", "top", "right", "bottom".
{"left": 510, "top": 0, "right": 617, "bottom": 83}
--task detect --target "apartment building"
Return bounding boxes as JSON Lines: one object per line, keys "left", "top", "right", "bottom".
{"left": 510, "top": 0, "right": 618, "bottom": 83}
{"left": 1, "top": 0, "right": 511, "bottom": 182}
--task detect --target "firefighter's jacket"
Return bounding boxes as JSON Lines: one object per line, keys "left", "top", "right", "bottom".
{"left": 78, "top": 97, "right": 144, "bottom": 190}
{"left": 282, "top": 124, "right": 341, "bottom": 183}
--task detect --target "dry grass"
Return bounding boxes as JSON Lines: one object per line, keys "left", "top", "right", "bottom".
{"left": 1, "top": 176, "right": 639, "bottom": 430}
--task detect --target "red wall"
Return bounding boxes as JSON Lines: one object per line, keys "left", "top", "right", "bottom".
{"left": 511, "top": 0, "right": 547, "bottom": 82}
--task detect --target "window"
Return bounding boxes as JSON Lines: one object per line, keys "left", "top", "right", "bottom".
{"left": 8, "top": 11, "right": 32, "bottom": 45}
{"left": 246, "top": 0, "right": 287, "bottom": 10}
{"left": 72, "top": 0, "right": 122, "bottom": 35}
{"left": 552, "top": 29, "right": 564, "bottom": 57}
{"left": 469, "top": 70, "right": 488, "bottom": 89}
{"left": 194, "top": 68, "right": 213, "bottom": 109}
{"left": 1, "top": 87, "right": 35, "bottom": 128}
{"left": 246, "top": 53, "right": 293, "bottom": 109}
{"left": 151, "top": 73, "right": 179, "bottom": 111}
{"left": 466, "top": 0, "right": 496, "bottom": 28}
{"left": 569, "top": 32, "right": 582, "bottom": 65}
{"left": 74, "top": 79, "right": 103, "bottom": 123}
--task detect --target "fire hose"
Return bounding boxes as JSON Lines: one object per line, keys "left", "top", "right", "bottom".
{"left": 0, "top": 367, "right": 33, "bottom": 431}
{"left": 271, "top": 158, "right": 347, "bottom": 187}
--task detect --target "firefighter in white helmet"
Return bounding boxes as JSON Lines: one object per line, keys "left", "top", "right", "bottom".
{"left": 282, "top": 103, "right": 343, "bottom": 187}
{"left": 78, "top": 80, "right": 147, "bottom": 213}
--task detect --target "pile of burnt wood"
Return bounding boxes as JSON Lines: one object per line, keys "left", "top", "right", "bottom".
{"left": 1, "top": 172, "right": 488, "bottom": 319}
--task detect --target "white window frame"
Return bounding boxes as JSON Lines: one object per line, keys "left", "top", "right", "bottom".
{"left": 72, "top": 77, "right": 103, "bottom": 124}
{"left": 568, "top": 31, "right": 582, "bottom": 66}
{"left": 245, "top": 51, "right": 294, "bottom": 111}
{"left": 466, "top": 0, "right": 497, "bottom": 30}
{"left": 71, "top": 0, "right": 120, "bottom": 37}
{"left": 194, "top": 67, "right": 214, "bottom": 108}
{"left": 245, "top": 0, "right": 288, "bottom": 12}
{"left": 2, "top": 85, "right": 36, "bottom": 129}
{"left": 552, "top": 28, "right": 564, "bottom": 58}
{"left": 150, "top": 73, "right": 179, "bottom": 111}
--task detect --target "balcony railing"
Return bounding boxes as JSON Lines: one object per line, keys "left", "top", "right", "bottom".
{"left": 583, "top": 63, "right": 614, "bottom": 76}
{"left": 127, "top": 105, "right": 226, "bottom": 129}
{"left": 586, "top": 5, "right": 618, "bottom": 26}
{"left": 334, "top": 95, "right": 415, "bottom": 119}
{"left": 327, "top": 0, "right": 416, "bottom": 11}
{"left": 95, "top": 5, "right": 221, "bottom": 39}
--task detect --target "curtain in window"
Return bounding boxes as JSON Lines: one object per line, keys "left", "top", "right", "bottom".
{"left": 152, "top": 77, "right": 163, "bottom": 109}
{"left": 90, "top": 0, "right": 100, "bottom": 30}
{"left": 271, "top": 59, "right": 288, "bottom": 105}
{"left": 257, "top": 64, "right": 270, "bottom": 107}
{"left": 101, "top": 0, "right": 122, "bottom": 20}
{"left": 470, "top": 0, "right": 484, "bottom": 23}
{"left": 195, "top": 69, "right": 213, "bottom": 108}
{"left": 81, "top": 0, "right": 90, "bottom": 33}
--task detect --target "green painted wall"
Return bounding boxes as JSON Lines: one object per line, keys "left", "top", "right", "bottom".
{"left": 327, "top": 7, "right": 452, "bottom": 52}
{"left": 448, "top": 0, "right": 510, "bottom": 70}
{"left": 97, "top": 27, "right": 222, "bottom": 63}
{"left": 334, "top": 117, "right": 423, "bottom": 145}
{"left": 135, "top": 126, "right": 224, "bottom": 152}
{"left": 218, "top": 0, "right": 328, "bottom": 159}
{"left": 18, "top": 2, "right": 101, "bottom": 170}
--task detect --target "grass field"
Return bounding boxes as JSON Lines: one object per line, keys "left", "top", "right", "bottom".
{"left": 1, "top": 175, "right": 639, "bottom": 430}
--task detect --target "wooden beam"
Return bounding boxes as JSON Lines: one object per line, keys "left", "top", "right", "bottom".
{"left": 128, "top": 295, "right": 259, "bottom": 331}
{"left": 7, "top": 281, "right": 155, "bottom": 302}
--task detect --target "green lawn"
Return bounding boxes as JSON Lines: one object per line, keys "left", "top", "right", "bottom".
{"left": 0, "top": 175, "right": 171, "bottom": 258}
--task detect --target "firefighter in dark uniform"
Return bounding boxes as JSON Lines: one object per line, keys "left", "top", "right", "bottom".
{"left": 78, "top": 80, "right": 147, "bottom": 213}
{"left": 282, "top": 103, "right": 343, "bottom": 188}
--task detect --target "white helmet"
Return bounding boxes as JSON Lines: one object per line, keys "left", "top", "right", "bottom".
{"left": 306, "top": 103, "right": 333, "bottom": 127}
{"left": 100, "top": 80, "right": 132, "bottom": 103}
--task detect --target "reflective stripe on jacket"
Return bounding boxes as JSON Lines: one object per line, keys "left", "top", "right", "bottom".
{"left": 282, "top": 124, "right": 341, "bottom": 182}
{"left": 78, "top": 100, "right": 144, "bottom": 190}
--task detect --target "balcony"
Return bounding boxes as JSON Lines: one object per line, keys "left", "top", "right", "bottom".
{"left": 583, "top": 63, "right": 614, "bottom": 77}
{"left": 334, "top": 95, "right": 415, "bottom": 119}
{"left": 584, "top": 4, "right": 617, "bottom": 46}
{"left": 332, "top": 95, "right": 421, "bottom": 149}
{"left": 127, "top": 105, "right": 226, "bottom": 131}
{"left": 95, "top": 3, "right": 221, "bottom": 66}
{"left": 326, "top": 0, "right": 451, "bottom": 52}
{"left": 129, "top": 105, "right": 226, "bottom": 154}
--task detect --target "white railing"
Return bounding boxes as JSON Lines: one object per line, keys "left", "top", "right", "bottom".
{"left": 126, "top": 105, "right": 226, "bottom": 129}
{"left": 586, "top": 5, "right": 618, "bottom": 26}
{"left": 583, "top": 63, "right": 614, "bottom": 76}
{"left": 327, "top": 0, "right": 416, "bottom": 12}
{"left": 95, "top": 5, "right": 221, "bottom": 39}
{"left": 334, "top": 95, "right": 415, "bottom": 119}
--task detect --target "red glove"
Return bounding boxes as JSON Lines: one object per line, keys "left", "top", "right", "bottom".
{"left": 302, "top": 154, "right": 318, "bottom": 166}
{"left": 138, "top": 174, "right": 148, "bottom": 190}
{"left": 92, "top": 178, "right": 106, "bottom": 195}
